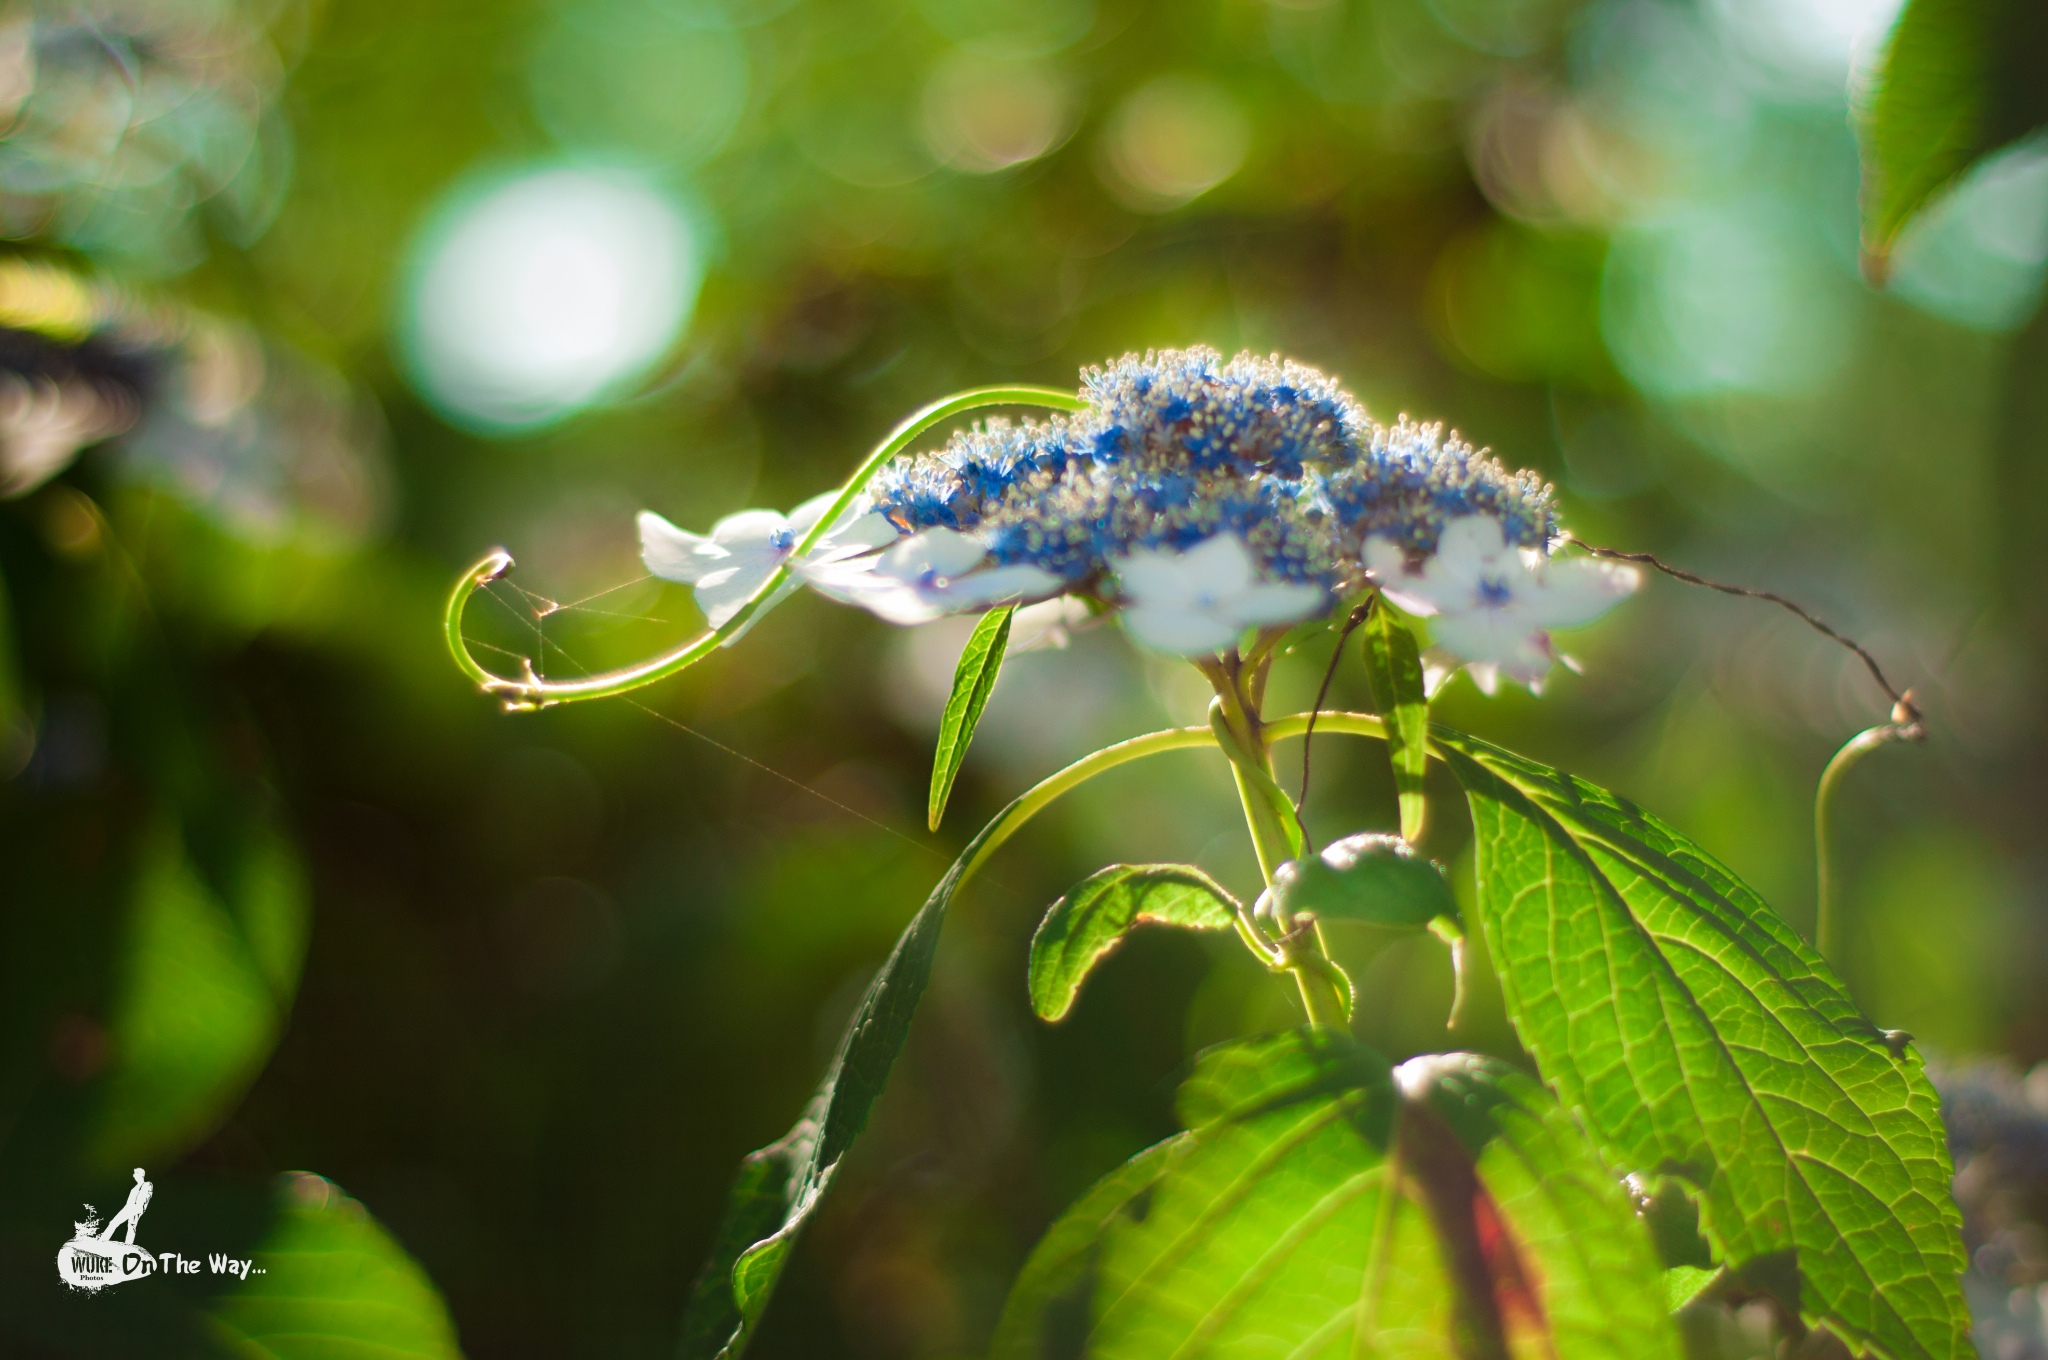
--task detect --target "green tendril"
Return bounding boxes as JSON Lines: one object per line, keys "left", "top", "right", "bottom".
{"left": 1814, "top": 694, "right": 1925, "bottom": 964}
{"left": 443, "top": 384, "right": 1087, "bottom": 711}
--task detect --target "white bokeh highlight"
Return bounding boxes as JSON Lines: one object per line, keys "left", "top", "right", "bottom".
{"left": 398, "top": 165, "right": 701, "bottom": 433}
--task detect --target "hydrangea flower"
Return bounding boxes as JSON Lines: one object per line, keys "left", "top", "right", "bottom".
{"left": 1110, "top": 534, "right": 1326, "bottom": 656}
{"left": 1363, "top": 514, "right": 1639, "bottom": 691}
{"left": 797, "top": 527, "right": 1064, "bottom": 624}
{"left": 639, "top": 492, "right": 894, "bottom": 633}
{"left": 867, "top": 348, "right": 1557, "bottom": 596}
{"left": 638, "top": 348, "right": 1631, "bottom": 680}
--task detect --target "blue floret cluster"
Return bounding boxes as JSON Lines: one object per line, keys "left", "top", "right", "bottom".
{"left": 867, "top": 347, "right": 1558, "bottom": 590}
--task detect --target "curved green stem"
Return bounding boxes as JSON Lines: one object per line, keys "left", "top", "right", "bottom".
{"left": 444, "top": 384, "right": 1087, "bottom": 710}
{"left": 445, "top": 550, "right": 518, "bottom": 690}
{"left": 949, "top": 710, "right": 1391, "bottom": 898}
{"left": 956, "top": 725, "right": 1214, "bottom": 887}
{"left": 1262, "top": 712, "right": 1388, "bottom": 747}
{"left": 1814, "top": 718, "right": 1920, "bottom": 964}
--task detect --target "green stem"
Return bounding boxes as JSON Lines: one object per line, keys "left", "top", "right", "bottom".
{"left": 1261, "top": 712, "right": 1387, "bottom": 746}
{"left": 1814, "top": 721, "right": 1914, "bottom": 964}
{"left": 1200, "top": 667, "right": 1349, "bottom": 1027}
{"left": 445, "top": 384, "right": 1087, "bottom": 710}
{"left": 907, "top": 711, "right": 1396, "bottom": 908}
{"left": 1209, "top": 701, "right": 1300, "bottom": 880}
{"left": 956, "top": 725, "right": 1214, "bottom": 886}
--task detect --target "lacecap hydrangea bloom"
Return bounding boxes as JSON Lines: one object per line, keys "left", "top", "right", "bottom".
{"left": 641, "top": 347, "right": 1638, "bottom": 689}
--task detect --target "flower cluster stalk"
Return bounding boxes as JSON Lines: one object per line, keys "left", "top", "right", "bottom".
{"left": 1198, "top": 645, "right": 1351, "bottom": 1027}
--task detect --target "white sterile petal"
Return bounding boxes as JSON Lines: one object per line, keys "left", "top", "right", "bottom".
{"left": 790, "top": 492, "right": 899, "bottom": 555}
{"left": 823, "top": 509, "right": 898, "bottom": 552}
{"left": 1362, "top": 537, "right": 1408, "bottom": 581}
{"left": 1362, "top": 536, "right": 1443, "bottom": 617}
{"left": 695, "top": 564, "right": 776, "bottom": 629}
{"left": 796, "top": 555, "right": 944, "bottom": 625}
{"left": 1434, "top": 514, "right": 1511, "bottom": 570}
{"left": 1431, "top": 609, "right": 1554, "bottom": 688}
{"left": 936, "top": 564, "right": 1064, "bottom": 610}
{"left": 1525, "top": 558, "right": 1641, "bottom": 631}
{"left": 1420, "top": 647, "right": 1460, "bottom": 697}
{"left": 1224, "top": 582, "right": 1327, "bottom": 629}
{"left": 1010, "top": 596, "right": 1094, "bottom": 652}
{"left": 639, "top": 511, "right": 728, "bottom": 584}
{"left": 720, "top": 575, "right": 803, "bottom": 647}
{"left": 1178, "top": 533, "right": 1257, "bottom": 597}
{"left": 1110, "top": 546, "right": 1202, "bottom": 609}
{"left": 1467, "top": 662, "right": 1501, "bottom": 696}
{"left": 710, "top": 508, "right": 792, "bottom": 548}
{"left": 1421, "top": 515, "right": 1516, "bottom": 605}
{"left": 878, "top": 527, "right": 987, "bottom": 583}
{"left": 1122, "top": 606, "right": 1241, "bottom": 656}
{"left": 1378, "top": 583, "right": 1444, "bottom": 617}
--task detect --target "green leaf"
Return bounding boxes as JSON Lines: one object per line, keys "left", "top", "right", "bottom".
{"left": 205, "top": 1173, "right": 465, "bottom": 1359}
{"left": 92, "top": 817, "right": 310, "bottom": 1169}
{"left": 1436, "top": 727, "right": 1971, "bottom": 1360}
{"left": 1269, "top": 832, "right": 1456, "bottom": 930}
{"left": 992, "top": 1029, "right": 1677, "bottom": 1360}
{"left": 677, "top": 1139, "right": 802, "bottom": 1359}
{"left": 1666, "top": 1265, "right": 1721, "bottom": 1312}
{"left": 1361, "top": 597, "right": 1429, "bottom": 841}
{"left": 1858, "top": 0, "right": 2048, "bottom": 267}
{"left": 928, "top": 605, "right": 1012, "bottom": 830}
{"left": 1028, "top": 865, "right": 1239, "bottom": 1022}
{"left": 678, "top": 806, "right": 1009, "bottom": 1359}
{"left": 987, "top": 1137, "right": 1181, "bottom": 1359}
{"left": 25, "top": 1170, "right": 462, "bottom": 1358}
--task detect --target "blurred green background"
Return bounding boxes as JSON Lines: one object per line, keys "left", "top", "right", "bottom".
{"left": 0, "top": 0, "right": 2040, "bottom": 1356}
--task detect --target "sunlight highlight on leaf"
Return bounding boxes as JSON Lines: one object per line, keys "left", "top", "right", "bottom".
{"left": 929, "top": 605, "right": 1013, "bottom": 830}
{"left": 1027, "top": 864, "right": 1238, "bottom": 1022}
{"left": 990, "top": 1029, "right": 1677, "bottom": 1360}
{"left": 1438, "top": 728, "right": 1970, "bottom": 1360}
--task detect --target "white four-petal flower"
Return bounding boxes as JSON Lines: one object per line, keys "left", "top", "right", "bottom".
{"left": 1363, "top": 514, "right": 1638, "bottom": 691}
{"left": 797, "top": 527, "right": 1065, "bottom": 625}
{"left": 1109, "top": 534, "right": 1327, "bottom": 656}
{"left": 639, "top": 492, "right": 895, "bottom": 634}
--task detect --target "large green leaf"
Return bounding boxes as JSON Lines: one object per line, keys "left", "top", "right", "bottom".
{"left": 992, "top": 1029, "right": 1677, "bottom": 1360}
{"left": 204, "top": 1173, "right": 464, "bottom": 1359}
{"left": 1028, "top": 864, "right": 1239, "bottom": 1022}
{"left": 677, "top": 808, "right": 1007, "bottom": 1358}
{"left": 1435, "top": 728, "right": 1970, "bottom": 1360}
{"left": 928, "top": 605, "right": 1012, "bottom": 831}
{"left": 1859, "top": 0, "right": 2048, "bottom": 266}
{"left": 21, "top": 1170, "right": 461, "bottom": 1359}
{"left": 91, "top": 817, "right": 310, "bottom": 1169}
{"left": 1362, "top": 598, "right": 1429, "bottom": 841}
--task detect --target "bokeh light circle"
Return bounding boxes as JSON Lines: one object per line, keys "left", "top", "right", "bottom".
{"left": 921, "top": 51, "right": 1074, "bottom": 174}
{"left": 397, "top": 164, "right": 701, "bottom": 435}
{"left": 1099, "top": 75, "right": 1250, "bottom": 212}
